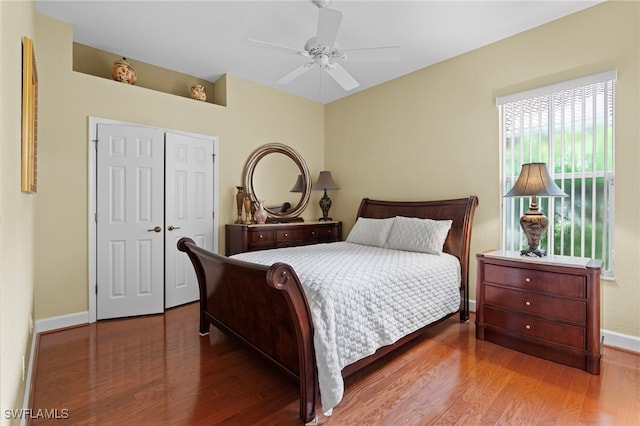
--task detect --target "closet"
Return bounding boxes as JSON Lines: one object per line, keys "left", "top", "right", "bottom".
{"left": 91, "top": 119, "right": 217, "bottom": 320}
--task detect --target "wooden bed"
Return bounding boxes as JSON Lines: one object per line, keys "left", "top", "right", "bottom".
{"left": 177, "top": 196, "right": 478, "bottom": 423}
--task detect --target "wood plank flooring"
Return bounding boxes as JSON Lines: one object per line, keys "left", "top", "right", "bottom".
{"left": 30, "top": 302, "right": 639, "bottom": 425}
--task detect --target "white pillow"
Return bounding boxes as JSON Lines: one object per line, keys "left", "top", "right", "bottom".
{"left": 386, "top": 216, "right": 452, "bottom": 254}
{"left": 345, "top": 217, "right": 395, "bottom": 248}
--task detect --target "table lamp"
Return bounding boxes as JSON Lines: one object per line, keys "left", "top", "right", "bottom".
{"left": 313, "top": 171, "right": 339, "bottom": 221}
{"left": 504, "top": 162, "right": 567, "bottom": 257}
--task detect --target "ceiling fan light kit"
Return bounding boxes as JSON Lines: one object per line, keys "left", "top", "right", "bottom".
{"left": 245, "top": 0, "right": 399, "bottom": 93}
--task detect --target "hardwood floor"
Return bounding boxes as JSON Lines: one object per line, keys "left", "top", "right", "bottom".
{"left": 31, "top": 302, "right": 639, "bottom": 425}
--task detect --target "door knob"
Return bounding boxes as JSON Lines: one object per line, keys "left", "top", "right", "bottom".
{"left": 167, "top": 225, "right": 181, "bottom": 231}
{"left": 147, "top": 226, "right": 162, "bottom": 233}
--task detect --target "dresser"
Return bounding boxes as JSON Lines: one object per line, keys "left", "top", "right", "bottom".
{"left": 475, "top": 250, "right": 602, "bottom": 374}
{"left": 225, "top": 221, "right": 342, "bottom": 256}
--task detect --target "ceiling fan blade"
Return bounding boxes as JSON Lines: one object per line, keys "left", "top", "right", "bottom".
{"left": 244, "top": 38, "right": 310, "bottom": 57}
{"left": 316, "top": 7, "right": 342, "bottom": 48}
{"left": 340, "top": 46, "right": 400, "bottom": 62}
{"left": 324, "top": 63, "right": 359, "bottom": 91}
{"left": 276, "top": 62, "right": 317, "bottom": 85}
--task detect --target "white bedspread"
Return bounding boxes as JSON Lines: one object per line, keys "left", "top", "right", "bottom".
{"left": 231, "top": 241, "right": 461, "bottom": 415}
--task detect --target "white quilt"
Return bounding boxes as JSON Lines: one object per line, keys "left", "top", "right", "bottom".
{"left": 231, "top": 241, "right": 461, "bottom": 415}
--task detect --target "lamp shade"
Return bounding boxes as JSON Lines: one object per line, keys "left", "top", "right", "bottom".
{"left": 290, "top": 175, "right": 304, "bottom": 193}
{"left": 313, "top": 171, "right": 339, "bottom": 191}
{"left": 504, "top": 163, "right": 567, "bottom": 198}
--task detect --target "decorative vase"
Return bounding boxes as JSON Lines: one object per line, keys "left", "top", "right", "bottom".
{"left": 112, "top": 57, "right": 137, "bottom": 85}
{"left": 190, "top": 84, "right": 207, "bottom": 102}
{"left": 254, "top": 200, "right": 267, "bottom": 224}
{"left": 243, "top": 196, "right": 253, "bottom": 224}
{"left": 235, "top": 186, "right": 244, "bottom": 224}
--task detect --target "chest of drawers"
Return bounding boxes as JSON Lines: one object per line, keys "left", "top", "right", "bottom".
{"left": 475, "top": 250, "right": 602, "bottom": 374}
{"left": 225, "top": 221, "right": 342, "bottom": 256}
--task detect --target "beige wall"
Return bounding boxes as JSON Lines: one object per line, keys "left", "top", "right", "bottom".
{"left": 0, "top": 0, "right": 36, "bottom": 420}
{"left": 32, "top": 13, "right": 325, "bottom": 321}
{"left": 325, "top": 0, "right": 640, "bottom": 338}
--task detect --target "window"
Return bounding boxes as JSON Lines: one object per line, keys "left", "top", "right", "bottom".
{"left": 498, "top": 70, "right": 616, "bottom": 277}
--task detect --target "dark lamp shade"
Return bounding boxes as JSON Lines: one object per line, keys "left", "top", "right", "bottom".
{"left": 290, "top": 175, "right": 304, "bottom": 193}
{"left": 504, "top": 163, "right": 567, "bottom": 198}
{"left": 313, "top": 171, "right": 339, "bottom": 191}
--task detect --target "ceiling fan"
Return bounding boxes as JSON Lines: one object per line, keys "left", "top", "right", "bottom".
{"left": 245, "top": 0, "right": 399, "bottom": 92}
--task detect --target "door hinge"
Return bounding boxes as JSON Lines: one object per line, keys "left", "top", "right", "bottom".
{"left": 95, "top": 284, "right": 98, "bottom": 294}
{"left": 93, "top": 139, "right": 98, "bottom": 151}
{"left": 212, "top": 211, "right": 215, "bottom": 220}
{"left": 94, "top": 212, "right": 98, "bottom": 223}
{"left": 212, "top": 153, "right": 215, "bottom": 163}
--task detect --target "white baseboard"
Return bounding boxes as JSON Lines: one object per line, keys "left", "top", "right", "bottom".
{"left": 34, "top": 311, "right": 89, "bottom": 334}
{"left": 601, "top": 329, "right": 640, "bottom": 353}
{"left": 468, "top": 299, "right": 639, "bottom": 353}
{"left": 21, "top": 312, "right": 88, "bottom": 424}
{"left": 21, "top": 327, "right": 37, "bottom": 426}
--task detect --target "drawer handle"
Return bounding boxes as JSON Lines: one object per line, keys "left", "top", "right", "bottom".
{"left": 311, "top": 231, "right": 315, "bottom": 235}
{"left": 525, "top": 301, "right": 531, "bottom": 306}
{"left": 525, "top": 324, "right": 531, "bottom": 330}
{"left": 525, "top": 277, "right": 531, "bottom": 283}
{"left": 259, "top": 234, "right": 263, "bottom": 239}
{"left": 284, "top": 233, "right": 288, "bottom": 237}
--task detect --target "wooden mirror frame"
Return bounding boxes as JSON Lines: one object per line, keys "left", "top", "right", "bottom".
{"left": 243, "top": 143, "right": 311, "bottom": 220}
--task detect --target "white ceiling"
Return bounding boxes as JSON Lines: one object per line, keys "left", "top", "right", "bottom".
{"left": 35, "top": 0, "right": 601, "bottom": 104}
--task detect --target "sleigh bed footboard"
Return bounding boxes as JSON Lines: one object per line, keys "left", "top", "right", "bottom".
{"left": 177, "top": 238, "right": 318, "bottom": 423}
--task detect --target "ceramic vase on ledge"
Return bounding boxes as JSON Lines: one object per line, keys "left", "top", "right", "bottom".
{"left": 112, "top": 57, "right": 137, "bottom": 85}
{"left": 190, "top": 84, "right": 207, "bottom": 102}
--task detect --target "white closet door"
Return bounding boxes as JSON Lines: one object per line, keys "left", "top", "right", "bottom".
{"left": 96, "top": 124, "right": 165, "bottom": 319}
{"left": 164, "top": 132, "right": 214, "bottom": 308}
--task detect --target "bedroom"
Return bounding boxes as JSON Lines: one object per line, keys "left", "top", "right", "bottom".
{"left": 1, "top": 0, "right": 638, "bottom": 423}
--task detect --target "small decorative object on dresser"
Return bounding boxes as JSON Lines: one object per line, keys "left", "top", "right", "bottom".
{"left": 313, "top": 171, "right": 339, "bottom": 221}
{"left": 235, "top": 186, "right": 245, "bottom": 224}
{"left": 254, "top": 200, "right": 267, "bottom": 224}
{"left": 112, "top": 57, "right": 137, "bottom": 84}
{"left": 243, "top": 195, "right": 253, "bottom": 224}
{"left": 476, "top": 250, "right": 602, "bottom": 374}
{"left": 225, "top": 221, "right": 342, "bottom": 256}
{"left": 190, "top": 84, "right": 207, "bottom": 101}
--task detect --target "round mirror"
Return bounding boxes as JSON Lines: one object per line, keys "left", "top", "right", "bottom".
{"left": 243, "top": 143, "right": 311, "bottom": 220}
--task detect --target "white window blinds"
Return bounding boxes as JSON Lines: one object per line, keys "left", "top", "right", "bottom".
{"left": 499, "top": 70, "right": 616, "bottom": 277}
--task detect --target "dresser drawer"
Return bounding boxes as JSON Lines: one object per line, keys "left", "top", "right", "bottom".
{"left": 484, "top": 284, "right": 586, "bottom": 324}
{"left": 249, "top": 229, "right": 275, "bottom": 244}
{"left": 316, "top": 226, "right": 339, "bottom": 241}
{"left": 484, "top": 306, "right": 585, "bottom": 349}
{"left": 276, "top": 228, "right": 314, "bottom": 244}
{"left": 484, "top": 263, "right": 586, "bottom": 298}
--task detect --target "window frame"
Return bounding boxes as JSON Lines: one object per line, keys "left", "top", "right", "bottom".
{"left": 497, "top": 70, "right": 616, "bottom": 279}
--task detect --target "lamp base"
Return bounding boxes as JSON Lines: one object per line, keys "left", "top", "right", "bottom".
{"left": 319, "top": 189, "right": 333, "bottom": 222}
{"left": 519, "top": 209, "right": 549, "bottom": 258}
{"left": 520, "top": 247, "right": 547, "bottom": 257}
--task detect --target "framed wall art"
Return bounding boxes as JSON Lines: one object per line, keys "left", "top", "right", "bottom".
{"left": 21, "top": 36, "right": 38, "bottom": 193}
